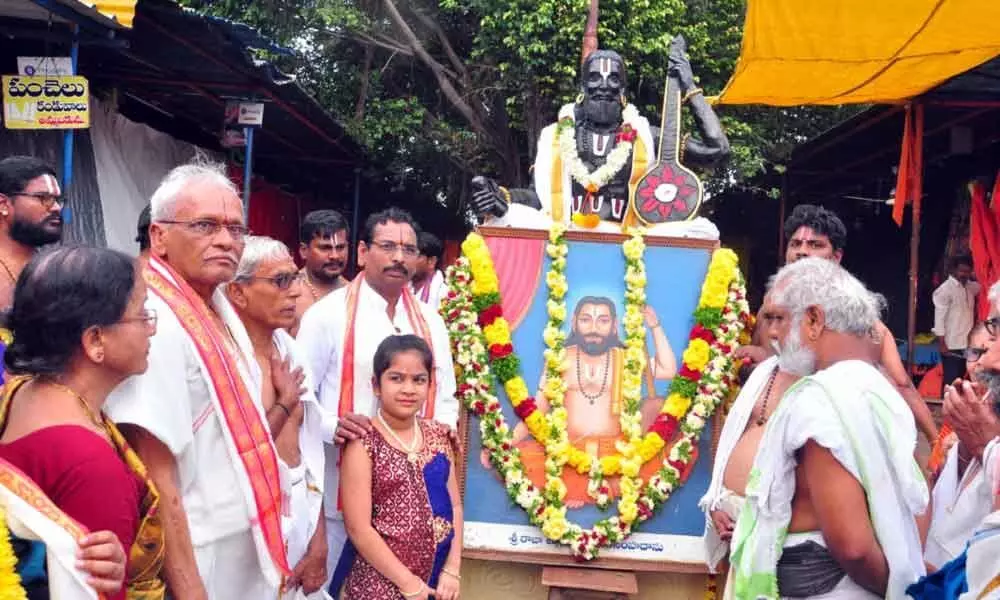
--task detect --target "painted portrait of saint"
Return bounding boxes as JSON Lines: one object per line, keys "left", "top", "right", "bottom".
{"left": 484, "top": 296, "right": 677, "bottom": 507}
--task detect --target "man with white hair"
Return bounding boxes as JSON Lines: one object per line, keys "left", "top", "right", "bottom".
{"left": 700, "top": 290, "right": 799, "bottom": 598}
{"left": 107, "top": 161, "right": 292, "bottom": 598}
{"left": 226, "top": 236, "right": 332, "bottom": 598}
{"left": 730, "top": 257, "right": 929, "bottom": 600}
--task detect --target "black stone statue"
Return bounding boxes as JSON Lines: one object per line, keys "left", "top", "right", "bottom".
{"left": 472, "top": 36, "right": 729, "bottom": 225}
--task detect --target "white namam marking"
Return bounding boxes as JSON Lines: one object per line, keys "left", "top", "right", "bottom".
{"left": 612, "top": 198, "right": 625, "bottom": 219}
{"left": 42, "top": 174, "right": 60, "bottom": 197}
{"left": 592, "top": 133, "right": 611, "bottom": 157}
{"left": 654, "top": 183, "right": 678, "bottom": 204}
{"left": 599, "top": 57, "right": 612, "bottom": 85}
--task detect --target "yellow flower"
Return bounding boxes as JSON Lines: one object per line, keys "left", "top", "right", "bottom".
{"left": 525, "top": 412, "right": 548, "bottom": 435}
{"left": 545, "top": 477, "right": 568, "bottom": 501}
{"left": 620, "top": 501, "right": 639, "bottom": 525}
{"left": 0, "top": 508, "right": 25, "bottom": 600}
{"left": 543, "top": 378, "right": 566, "bottom": 402}
{"left": 640, "top": 433, "right": 666, "bottom": 461}
{"left": 682, "top": 339, "right": 712, "bottom": 372}
{"left": 505, "top": 378, "right": 529, "bottom": 405}
{"left": 663, "top": 393, "right": 692, "bottom": 417}
{"left": 483, "top": 318, "right": 512, "bottom": 346}
{"left": 600, "top": 456, "right": 621, "bottom": 475}
{"left": 541, "top": 513, "right": 570, "bottom": 540}
{"left": 625, "top": 346, "right": 645, "bottom": 366}
{"left": 621, "top": 458, "right": 641, "bottom": 478}
{"left": 571, "top": 451, "right": 592, "bottom": 474}
{"left": 547, "top": 300, "right": 567, "bottom": 322}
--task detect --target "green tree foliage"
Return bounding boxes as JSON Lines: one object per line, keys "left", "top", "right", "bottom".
{"left": 180, "top": 0, "right": 859, "bottom": 218}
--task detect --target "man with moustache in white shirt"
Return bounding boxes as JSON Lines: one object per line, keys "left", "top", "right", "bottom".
{"left": 296, "top": 207, "right": 459, "bottom": 596}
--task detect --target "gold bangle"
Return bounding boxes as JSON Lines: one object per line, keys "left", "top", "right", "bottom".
{"left": 498, "top": 186, "right": 512, "bottom": 205}
{"left": 401, "top": 582, "right": 425, "bottom": 598}
{"left": 682, "top": 87, "right": 704, "bottom": 103}
{"left": 442, "top": 567, "right": 461, "bottom": 580}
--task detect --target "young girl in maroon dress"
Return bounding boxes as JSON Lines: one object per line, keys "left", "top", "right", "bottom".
{"left": 340, "top": 335, "right": 462, "bottom": 600}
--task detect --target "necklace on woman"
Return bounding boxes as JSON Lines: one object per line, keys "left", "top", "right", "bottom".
{"left": 47, "top": 381, "right": 106, "bottom": 432}
{"left": 376, "top": 409, "right": 421, "bottom": 463}
{"left": 755, "top": 366, "right": 779, "bottom": 426}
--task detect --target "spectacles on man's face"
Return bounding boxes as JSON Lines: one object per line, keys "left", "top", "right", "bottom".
{"left": 371, "top": 240, "right": 419, "bottom": 258}
{"left": 11, "top": 192, "right": 65, "bottom": 210}
{"left": 246, "top": 272, "right": 303, "bottom": 291}
{"left": 158, "top": 219, "right": 249, "bottom": 242}
{"left": 984, "top": 317, "right": 1000, "bottom": 338}
{"left": 964, "top": 347, "right": 988, "bottom": 362}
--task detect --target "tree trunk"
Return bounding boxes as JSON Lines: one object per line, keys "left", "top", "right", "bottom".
{"left": 355, "top": 45, "right": 374, "bottom": 121}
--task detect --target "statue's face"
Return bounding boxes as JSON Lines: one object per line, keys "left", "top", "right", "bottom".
{"left": 581, "top": 55, "right": 624, "bottom": 127}
{"left": 573, "top": 302, "right": 618, "bottom": 356}
{"left": 584, "top": 56, "right": 624, "bottom": 102}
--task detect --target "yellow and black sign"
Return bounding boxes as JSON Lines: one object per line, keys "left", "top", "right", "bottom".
{"left": 2, "top": 75, "right": 90, "bottom": 130}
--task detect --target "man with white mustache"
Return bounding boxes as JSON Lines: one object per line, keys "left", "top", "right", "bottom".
{"left": 730, "top": 257, "right": 929, "bottom": 600}
{"left": 701, "top": 290, "right": 799, "bottom": 598}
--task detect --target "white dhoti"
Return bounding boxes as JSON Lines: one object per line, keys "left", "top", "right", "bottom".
{"left": 700, "top": 357, "right": 780, "bottom": 600}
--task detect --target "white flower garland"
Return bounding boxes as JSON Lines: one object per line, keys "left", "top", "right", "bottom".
{"left": 558, "top": 104, "right": 641, "bottom": 193}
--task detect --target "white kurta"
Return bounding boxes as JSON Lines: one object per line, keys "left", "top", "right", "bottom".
{"left": 700, "top": 356, "right": 779, "bottom": 573}
{"left": 924, "top": 443, "right": 993, "bottom": 570}
{"left": 411, "top": 269, "right": 446, "bottom": 313}
{"left": 295, "top": 277, "right": 459, "bottom": 580}
{"left": 106, "top": 264, "right": 283, "bottom": 598}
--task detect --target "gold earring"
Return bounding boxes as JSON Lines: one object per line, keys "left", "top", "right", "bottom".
{"left": 576, "top": 93, "right": 585, "bottom": 105}
{"left": 620, "top": 94, "right": 628, "bottom": 107}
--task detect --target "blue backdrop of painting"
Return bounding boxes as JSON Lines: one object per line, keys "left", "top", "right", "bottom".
{"left": 464, "top": 238, "right": 714, "bottom": 536}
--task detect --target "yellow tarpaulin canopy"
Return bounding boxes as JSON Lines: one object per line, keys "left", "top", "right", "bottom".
{"left": 74, "top": 0, "right": 136, "bottom": 28}
{"left": 716, "top": 0, "right": 1000, "bottom": 106}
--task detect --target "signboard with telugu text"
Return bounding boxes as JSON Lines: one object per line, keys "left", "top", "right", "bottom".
{"left": 2, "top": 75, "right": 90, "bottom": 130}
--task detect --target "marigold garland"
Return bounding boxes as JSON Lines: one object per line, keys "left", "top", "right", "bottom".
{"left": 0, "top": 507, "right": 27, "bottom": 600}
{"left": 444, "top": 228, "right": 751, "bottom": 559}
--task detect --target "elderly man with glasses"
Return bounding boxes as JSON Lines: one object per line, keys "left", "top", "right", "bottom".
{"left": 296, "top": 207, "right": 458, "bottom": 596}
{"left": 106, "top": 161, "right": 293, "bottom": 599}
{"left": 226, "top": 235, "right": 332, "bottom": 598}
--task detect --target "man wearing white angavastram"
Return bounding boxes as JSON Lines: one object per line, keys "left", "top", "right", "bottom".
{"left": 700, "top": 291, "right": 798, "bottom": 598}
{"left": 226, "top": 235, "right": 335, "bottom": 599}
{"left": 296, "top": 207, "right": 459, "bottom": 595}
{"left": 107, "top": 162, "right": 291, "bottom": 599}
{"left": 730, "top": 258, "right": 929, "bottom": 600}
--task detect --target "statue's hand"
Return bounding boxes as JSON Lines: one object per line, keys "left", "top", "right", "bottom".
{"left": 668, "top": 35, "right": 696, "bottom": 94}
{"left": 471, "top": 175, "right": 509, "bottom": 220}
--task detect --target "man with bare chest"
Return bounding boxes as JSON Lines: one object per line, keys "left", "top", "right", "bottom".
{"left": 227, "top": 235, "right": 332, "bottom": 598}
{"left": 730, "top": 258, "right": 928, "bottom": 600}
{"left": 701, "top": 292, "right": 799, "bottom": 595}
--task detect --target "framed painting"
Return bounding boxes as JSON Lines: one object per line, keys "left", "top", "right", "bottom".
{"left": 457, "top": 227, "right": 725, "bottom": 572}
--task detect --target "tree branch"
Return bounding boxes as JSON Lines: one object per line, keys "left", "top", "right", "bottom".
{"left": 381, "top": 0, "right": 489, "bottom": 141}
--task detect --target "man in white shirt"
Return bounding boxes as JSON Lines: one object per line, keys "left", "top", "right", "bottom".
{"left": 226, "top": 235, "right": 335, "bottom": 598}
{"left": 296, "top": 207, "right": 459, "bottom": 595}
{"left": 107, "top": 161, "right": 291, "bottom": 599}
{"left": 933, "top": 254, "right": 979, "bottom": 390}
{"left": 410, "top": 230, "right": 446, "bottom": 312}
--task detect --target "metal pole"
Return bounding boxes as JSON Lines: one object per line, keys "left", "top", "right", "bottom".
{"left": 61, "top": 25, "right": 79, "bottom": 193}
{"left": 242, "top": 126, "right": 254, "bottom": 215}
{"left": 350, "top": 167, "right": 361, "bottom": 277}
{"left": 778, "top": 173, "right": 788, "bottom": 266}
{"left": 905, "top": 102, "right": 925, "bottom": 377}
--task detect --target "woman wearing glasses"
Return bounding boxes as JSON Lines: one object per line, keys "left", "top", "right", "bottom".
{"left": 0, "top": 246, "right": 165, "bottom": 599}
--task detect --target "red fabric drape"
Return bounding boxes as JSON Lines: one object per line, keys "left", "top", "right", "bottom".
{"left": 483, "top": 235, "right": 547, "bottom": 330}
{"left": 893, "top": 103, "right": 925, "bottom": 227}
{"left": 970, "top": 176, "right": 1000, "bottom": 318}
{"left": 227, "top": 164, "right": 301, "bottom": 252}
